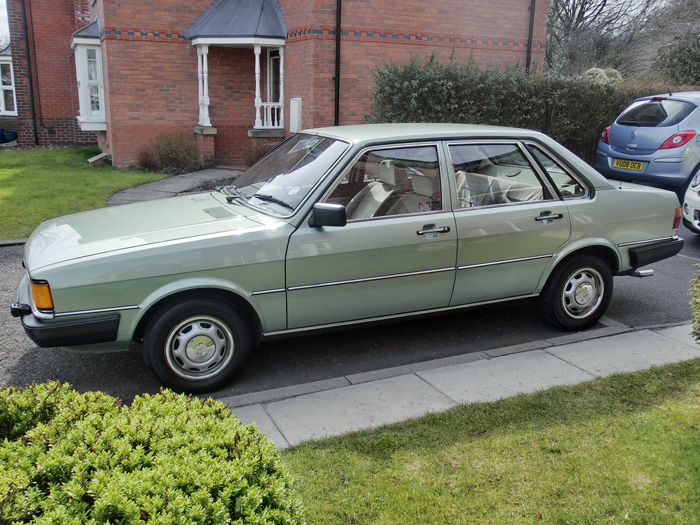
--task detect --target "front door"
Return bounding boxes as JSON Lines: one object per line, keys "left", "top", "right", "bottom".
{"left": 285, "top": 144, "right": 457, "bottom": 329}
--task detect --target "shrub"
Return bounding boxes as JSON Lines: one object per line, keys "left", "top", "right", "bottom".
{"left": 0, "top": 382, "right": 304, "bottom": 524}
{"left": 139, "top": 132, "right": 200, "bottom": 175}
{"left": 367, "top": 54, "right": 695, "bottom": 163}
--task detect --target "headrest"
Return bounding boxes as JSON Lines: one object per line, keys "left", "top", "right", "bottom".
{"left": 411, "top": 175, "right": 433, "bottom": 197}
{"left": 379, "top": 160, "right": 396, "bottom": 186}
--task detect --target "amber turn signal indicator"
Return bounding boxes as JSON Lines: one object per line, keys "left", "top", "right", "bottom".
{"left": 30, "top": 280, "right": 55, "bottom": 311}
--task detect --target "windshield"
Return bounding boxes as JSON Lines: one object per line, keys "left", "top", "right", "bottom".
{"left": 221, "top": 134, "right": 349, "bottom": 215}
{"left": 617, "top": 98, "right": 696, "bottom": 127}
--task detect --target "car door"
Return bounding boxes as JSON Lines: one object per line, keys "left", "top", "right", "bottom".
{"left": 285, "top": 143, "right": 457, "bottom": 329}
{"left": 448, "top": 141, "right": 572, "bottom": 306}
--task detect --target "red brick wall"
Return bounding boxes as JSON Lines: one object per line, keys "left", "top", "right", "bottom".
{"left": 6, "top": 0, "right": 96, "bottom": 147}
{"left": 281, "top": 0, "right": 548, "bottom": 128}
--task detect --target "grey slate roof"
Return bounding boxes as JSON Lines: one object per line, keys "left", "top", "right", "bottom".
{"left": 0, "top": 44, "right": 11, "bottom": 56}
{"left": 184, "top": 0, "right": 287, "bottom": 40}
{"left": 72, "top": 19, "right": 100, "bottom": 40}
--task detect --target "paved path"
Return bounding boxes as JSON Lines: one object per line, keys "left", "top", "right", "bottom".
{"left": 223, "top": 323, "right": 700, "bottom": 449}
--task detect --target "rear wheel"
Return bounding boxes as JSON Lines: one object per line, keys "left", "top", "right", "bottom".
{"left": 143, "top": 298, "right": 252, "bottom": 393}
{"left": 539, "top": 255, "right": 613, "bottom": 330}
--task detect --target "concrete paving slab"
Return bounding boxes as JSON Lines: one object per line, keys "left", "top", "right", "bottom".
{"left": 417, "top": 349, "right": 595, "bottom": 404}
{"left": 231, "top": 404, "right": 290, "bottom": 450}
{"left": 215, "top": 377, "right": 351, "bottom": 408}
{"left": 263, "top": 374, "right": 456, "bottom": 446}
{"left": 548, "top": 329, "right": 700, "bottom": 378}
{"left": 654, "top": 324, "right": 697, "bottom": 348}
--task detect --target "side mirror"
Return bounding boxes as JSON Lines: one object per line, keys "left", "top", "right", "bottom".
{"left": 309, "top": 203, "right": 347, "bottom": 228}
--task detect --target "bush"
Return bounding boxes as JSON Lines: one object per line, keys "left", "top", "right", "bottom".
{"left": 367, "top": 54, "right": 694, "bottom": 163}
{"left": 0, "top": 382, "right": 304, "bottom": 524}
{"left": 139, "top": 132, "right": 200, "bottom": 175}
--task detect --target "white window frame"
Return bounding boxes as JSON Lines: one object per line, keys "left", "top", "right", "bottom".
{"left": 73, "top": 44, "right": 106, "bottom": 131}
{"left": 267, "top": 48, "right": 280, "bottom": 103}
{"left": 0, "top": 57, "right": 17, "bottom": 116}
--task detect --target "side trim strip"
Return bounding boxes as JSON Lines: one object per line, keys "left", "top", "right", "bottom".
{"left": 287, "top": 267, "right": 455, "bottom": 292}
{"left": 251, "top": 288, "right": 286, "bottom": 296}
{"left": 458, "top": 254, "right": 551, "bottom": 271}
{"left": 54, "top": 305, "right": 139, "bottom": 318}
{"left": 617, "top": 235, "right": 679, "bottom": 248}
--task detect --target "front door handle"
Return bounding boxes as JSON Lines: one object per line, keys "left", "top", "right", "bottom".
{"left": 417, "top": 226, "right": 451, "bottom": 236}
{"left": 535, "top": 213, "right": 564, "bottom": 223}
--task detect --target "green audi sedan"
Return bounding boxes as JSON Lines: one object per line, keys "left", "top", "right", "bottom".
{"left": 11, "top": 124, "right": 684, "bottom": 392}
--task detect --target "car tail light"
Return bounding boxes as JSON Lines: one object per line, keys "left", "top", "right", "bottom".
{"left": 30, "top": 280, "right": 55, "bottom": 311}
{"left": 600, "top": 126, "right": 610, "bottom": 144}
{"left": 673, "top": 207, "right": 682, "bottom": 230}
{"left": 660, "top": 130, "right": 696, "bottom": 149}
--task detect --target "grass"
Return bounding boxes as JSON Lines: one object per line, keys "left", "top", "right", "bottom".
{"left": 282, "top": 359, "right": 700, "bottom": 524}
{"left": 0, "top": 147, "right": 166, "bottom": 239}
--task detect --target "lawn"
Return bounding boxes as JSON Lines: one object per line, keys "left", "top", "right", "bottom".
{"left": 0, "top": 147, "right": 166, "bottom": 239}
{"left": 282, "top": 359, "right": 700, "bottom": 524}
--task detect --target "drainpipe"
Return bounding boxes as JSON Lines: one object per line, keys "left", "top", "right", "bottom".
{"left": 334, "top": 0, "right": 341, "bottom": 126}
{"left": 20, "top": 0, "right": 39, "bottom": 145}
{"left": 525, "top": 0, "right": 536, "bottom": 75}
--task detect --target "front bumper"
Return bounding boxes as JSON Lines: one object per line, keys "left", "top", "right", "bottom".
{"left": 11, "top": 278, "right": 120, "bottom": 348}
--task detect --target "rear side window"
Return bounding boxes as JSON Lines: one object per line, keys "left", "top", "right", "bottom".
{"left": 617, "top": 99, "right": 696, "bottom": 127}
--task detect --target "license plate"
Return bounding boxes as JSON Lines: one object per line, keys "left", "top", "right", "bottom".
{"left": 613, "top": 159, "right": 644, "bottom": 171}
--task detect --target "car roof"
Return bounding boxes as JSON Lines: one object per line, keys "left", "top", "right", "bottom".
{"left": 636, "top": 91, "right": 700, "bottom": 104}
{"left": 303, "top": 123, "right": 547, "bottom": 144}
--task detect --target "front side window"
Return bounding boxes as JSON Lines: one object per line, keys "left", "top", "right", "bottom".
{"left": 74, "top": 44, "right": 105, "bottom": 129}
{"left": 450, "top": 143, "right": 549, "bottom": 208}
{"left": 0, "top": 61, "right": 17, "bottom": 116}
{"left": 325, "top": 145, "right": 441, "bottom": 220}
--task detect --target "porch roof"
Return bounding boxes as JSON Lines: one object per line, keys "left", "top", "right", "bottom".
{"left": 184, "top": 0, "right": 287, "bottom": 42}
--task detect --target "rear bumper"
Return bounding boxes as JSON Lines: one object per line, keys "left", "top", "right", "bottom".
{"left": 628, "top": 237, "right": 684, "bottom": 269}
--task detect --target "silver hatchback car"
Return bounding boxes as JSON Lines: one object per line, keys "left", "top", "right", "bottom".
{"left": 595, "top": 92, "right": 700, "bottom": 199}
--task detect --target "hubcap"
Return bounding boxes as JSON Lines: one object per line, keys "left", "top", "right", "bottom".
{"left": 561, "top": 267, "right": 604, "bottom": 319}
{"left": 165, "top": 316, "right": 235, "bottom": 381}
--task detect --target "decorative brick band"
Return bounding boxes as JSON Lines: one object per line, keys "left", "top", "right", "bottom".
{"left": 101, "top": 28, "right": 188, "bottom": 42}
{"left": 286, "top": 26, "right": 545, "bottom": 50}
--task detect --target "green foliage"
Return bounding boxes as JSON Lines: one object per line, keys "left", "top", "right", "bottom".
{"left": 140, "top": 132, "right": 200, "bottom": 175}
{"left": 584, "top": 67, "right": 609, "bottom": 83}
{"left": 659, "top": 32, "right": 700, "bottom": 85}
{"left": 367, "top": 54, "right": 685, "bottom": 163}
{"left": 691, "top": 265, "right": 700, "bottom": 342}
{"left": 0, "top": 383, "right": 304, "bottom": 524}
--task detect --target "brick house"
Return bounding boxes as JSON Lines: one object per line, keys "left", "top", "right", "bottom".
{"left": 4, "top": 0, "right": 546, "bottom": 167}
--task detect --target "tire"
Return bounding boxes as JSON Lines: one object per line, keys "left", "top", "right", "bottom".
{"left": 539, "top": 255, "right": 613, "bottom": 330}
{"left": 142, "top": 298, "right": 252, "bottom": 393}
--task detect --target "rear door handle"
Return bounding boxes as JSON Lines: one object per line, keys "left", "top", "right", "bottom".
{"left": 417, "top": 226, "right": 451, "bottom": 236}
{"left": 535, "top": 213, "right": 564, "bottom": 222}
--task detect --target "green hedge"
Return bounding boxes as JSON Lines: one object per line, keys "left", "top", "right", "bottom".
{"left": 367, "top": 55, "right": 695, "bottom": 163}
{"left": 0, "top": 382, "right": 304, "bottom": 524}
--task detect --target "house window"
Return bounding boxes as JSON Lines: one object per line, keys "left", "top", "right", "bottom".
{"left": 268, "top": 49, "right": 280, "bottom": 103}
{"left": 74, "top": 45, "right": 105, "bottom": 130}
{"left": 0, "top": 61, "right": 17, "bottom": 116}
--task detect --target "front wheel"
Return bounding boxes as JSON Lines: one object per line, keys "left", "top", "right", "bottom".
{"left": 143, "top": 299, "right": 252, "bottom": 393}
{"left": 539, "top": 256, "right": 613, "bottom": 330}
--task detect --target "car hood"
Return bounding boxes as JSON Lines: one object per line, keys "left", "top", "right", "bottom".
{"left": 25, "top": 192, "right": 274, "bottom": 271}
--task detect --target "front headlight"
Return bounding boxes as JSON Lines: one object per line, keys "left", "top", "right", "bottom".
{"left": 691, "top": 171, "right": 700, "bottom": 190}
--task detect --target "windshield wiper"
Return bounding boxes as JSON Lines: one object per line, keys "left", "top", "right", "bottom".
{"left": 220, "top": 186, "right": 245, "bottom": 203}
{"left": 251, "top": 193, "right": 295, "bottom": 210}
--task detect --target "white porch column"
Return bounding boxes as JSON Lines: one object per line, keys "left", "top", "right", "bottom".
{"left": 279, "top": 46, "right": 285, "bottom": 128}
{"left": 197, "top": 45, "right": 211, "bottom": 127}
{"left": 254, "top": 45, "right": 263, "bottom": 128}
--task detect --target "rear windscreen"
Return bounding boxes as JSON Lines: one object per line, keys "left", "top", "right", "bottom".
{"left": 616, "top": 99, "right": 695, "bottom": 127}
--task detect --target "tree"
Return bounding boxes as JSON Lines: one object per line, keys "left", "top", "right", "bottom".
{"left": 546, "top": 0, "right": 660, "bottom": 74}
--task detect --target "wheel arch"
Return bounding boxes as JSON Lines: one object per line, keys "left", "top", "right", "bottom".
{"left": 539, "top": 243, "right": 620, "bottom": 293}
{"left": 133, "top": 287, "right": 263, "bottom": 346}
